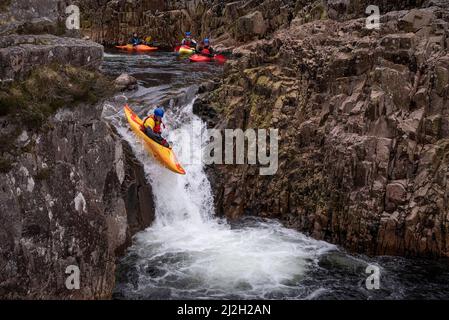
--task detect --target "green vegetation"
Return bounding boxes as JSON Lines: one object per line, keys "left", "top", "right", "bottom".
{"left": 0, "top": 64, "right": 113, "bottom": 129}
{"left": 0, "top": 64, "right": 113, "bottom": 173}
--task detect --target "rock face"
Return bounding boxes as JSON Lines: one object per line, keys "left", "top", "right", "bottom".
{"left": 0, "top": 103, "right": 155, "bottom": 299}
{"left": 0, "top": 34, "right": 104, "bottom": 81}
{"left": 0, "top": 0, "right": 155, "bottom": 300}
{"left": 79, "top": 0, "right": 297, "bottom": 49}
{"left": 0, "top": 0, "right": 71, "bottom": 36}
{"left": 78, "top": 0, "right": 430, "bottom": 49}
{"left": 197, "top": 3, "right": 449, "bottom": 258}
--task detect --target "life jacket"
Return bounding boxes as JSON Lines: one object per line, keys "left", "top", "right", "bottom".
{"left": 131, "top": 37, "right": 141, "bottom": 45}
{"left": 143, "top": 115, "right": 163, "bottom": 134}
{"left": 201, "top": 48, "right": 210, "bottom": 55}
{"left": 183, "top": 39, "right": 193, "bottom": 47}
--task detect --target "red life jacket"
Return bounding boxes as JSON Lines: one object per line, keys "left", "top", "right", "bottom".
{"left": 143, "top": 115, "right": 163, "bottom": 134}
{"left": 201, "top": 48, "right": 210, "bottom": 55}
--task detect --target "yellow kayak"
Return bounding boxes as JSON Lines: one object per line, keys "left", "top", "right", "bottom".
{"left": 124, "top": 105, "right": 186, "bottom": 175}
{"left": 178, "top": 45, "right": 195, "bottom": 55}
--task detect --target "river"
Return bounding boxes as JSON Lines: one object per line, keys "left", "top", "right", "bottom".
{"left": 101, "top": 50, "right": 449, "bottom": 300}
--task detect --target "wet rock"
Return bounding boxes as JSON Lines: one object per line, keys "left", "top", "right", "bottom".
{"left": 114, "top": 73, "right": 138, "bottom": 91}
{"left": 198, "top": 2, "right": 449, "bottom": 258}
{"left": 0, "top": 34, "right": 104, "bottom": 81}
{"left": 0, "top": 103, "right": 154, "bottom": 299}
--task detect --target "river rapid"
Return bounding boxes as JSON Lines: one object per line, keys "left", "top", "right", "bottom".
{"left": 101, "top": 50, "right": 449, "bottom": 300}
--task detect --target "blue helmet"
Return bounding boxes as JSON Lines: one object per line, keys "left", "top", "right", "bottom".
{"left": 154, "top": 107, "right": 164, "bottom": 118}
{"left": 204, "top": 38, "right": 210, "bottom": 44}
{"left": 185, "top": 31, "right": 191, "bottom": 37}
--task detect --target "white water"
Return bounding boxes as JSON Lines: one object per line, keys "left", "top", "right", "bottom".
{"left": 112, "top": 97, "right": 335, "bottom": 299}
{"left": 101, "top": 52, "right": 449, "bottom": 300}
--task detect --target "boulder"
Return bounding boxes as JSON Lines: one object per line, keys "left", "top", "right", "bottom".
{"left": 399, "top": 8, "right": 435, "bottom": 32}
{"left": 385, "top": 181, "right": 408, "bottom": 212}
{"left": 113, "top": 73, "right": 138, "bottom": 91}
{"left": 234, "top": 11, "right": 267, "bottom": 41}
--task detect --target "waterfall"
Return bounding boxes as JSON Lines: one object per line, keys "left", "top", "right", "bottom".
{"left": 114, "top": 97, "right": 334, "bottom": 299}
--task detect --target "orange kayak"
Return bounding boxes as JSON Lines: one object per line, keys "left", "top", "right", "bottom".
{"left": 124, "top": 105, "right": 186, "bottom": 175}
{"left": 115, "top": 44, "right": 158, "bottom": 52}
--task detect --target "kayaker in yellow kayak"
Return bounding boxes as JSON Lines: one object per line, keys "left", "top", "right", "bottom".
{"left": 181, "top": 31, "right": 197, "bottom": 49}
{"left": 129, "top": 32, "right": 142, "bottom": 46}
{"left": 142, "top": 107, "right": 171, "bottom": 148}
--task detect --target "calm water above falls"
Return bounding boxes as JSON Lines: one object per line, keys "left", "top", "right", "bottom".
{"left": 101, "top": 50, "right": 449, "bottom": 300}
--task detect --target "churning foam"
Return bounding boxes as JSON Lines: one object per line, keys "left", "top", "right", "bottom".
{"left": 114, "top": 98, "right": 335, "bottom": 299}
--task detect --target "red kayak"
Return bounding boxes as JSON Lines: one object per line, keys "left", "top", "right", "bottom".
{"left": 189, "top": 54, "right": 227, "bottom": 63}
{"left": 189, "top": 54, "right": 212, "bottom": 62}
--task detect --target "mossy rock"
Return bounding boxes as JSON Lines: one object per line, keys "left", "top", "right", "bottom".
{"left": 1, "top": 64, "right": 113, "bottom": 129}
{"left": 0, "top": 64, "right": 113, "bottom": 173}
{"left": 256, "top": 75, "right": 271, "bottom": 86}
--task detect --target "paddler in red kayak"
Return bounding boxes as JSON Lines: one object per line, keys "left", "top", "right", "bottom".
{"left": 197, "top": 38, "right": 215, "bottom": 57}
{"left": 142, "top": 107, "right": 171, "bottom": 148}
{"left": 181, "top": 31, "right": 197, "bottom": 49}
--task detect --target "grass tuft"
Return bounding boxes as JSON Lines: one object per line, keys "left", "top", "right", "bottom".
{"left": 0, "top": 64, "right": 113, "bottom": 173}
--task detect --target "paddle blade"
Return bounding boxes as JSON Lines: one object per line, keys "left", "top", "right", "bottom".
{"left": 174, "top": 45, "right": 181, "bottom": 52}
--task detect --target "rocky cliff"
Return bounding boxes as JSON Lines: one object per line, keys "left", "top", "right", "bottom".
{"left": 0, "top": 103, "right": 154, "bottom": 299}
{"left": 195, "top": 2, "right": 449, "bottom": 258}
{"left": 79, "top": 0, "right": 430, "bottom": 49}
{"left": 0, "top": 0, "right": 75, "bottom": 36}
{"left": 79, "top": 0, "right": 296, "bottom": 49}
{"left": 0, "top": 0, "right": 155, "bottom": 299}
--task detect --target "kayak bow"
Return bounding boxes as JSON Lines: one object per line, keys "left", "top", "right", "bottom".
{"left": 178, "top": 45, "right": 196, "bottom": 55}
{"left": 189, "top": 54, "right": 227, "bottom": 63}
{"left": 189, "top": 54, "right": 212, "bottom": 62}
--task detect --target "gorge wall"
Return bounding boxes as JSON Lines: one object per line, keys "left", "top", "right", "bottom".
{"left": 195, "top": 1, "right": 449, "bottom": 258}
{"left": 0, "top": 103, "right": 155, "bottom": 299}
{"left": 78, "top": 0, "right": 429, "bottom": 49}
{"left": 0, "top": 1, "right": 155, "bottom": 299}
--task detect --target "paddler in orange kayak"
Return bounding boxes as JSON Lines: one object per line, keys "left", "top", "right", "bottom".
{"left": 142, "top": 107, "right": 171, "bottom": 148}
{"left": 129, "top": 32, "right": 142, "bottom": 46}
